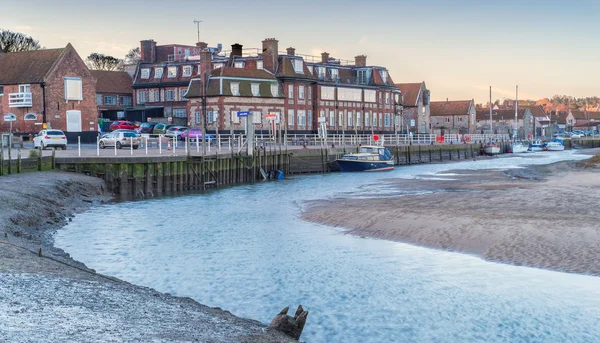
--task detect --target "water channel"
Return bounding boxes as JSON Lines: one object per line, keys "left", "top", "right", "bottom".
{"left": 56, "top": 151, "right": 600, "bottom": 342}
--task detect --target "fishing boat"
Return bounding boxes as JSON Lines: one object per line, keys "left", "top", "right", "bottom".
{"left": 529, "top": 140, "right": 545, "bottom": 152}
{"left": 484, "top": 141, "right": 501, "bottom": 155}
{"left": 337, "top": 145, "right": 394, "bottom": 172}
{"left": 509, "top": 142, "right": 528, "bottom": 153}
{"left": 545, "top": 141, "right": 565, "bottom": 151}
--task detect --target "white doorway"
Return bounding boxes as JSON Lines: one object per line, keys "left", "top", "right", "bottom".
{"left": 66, "top": 110, "right": 82, "bottom": 132}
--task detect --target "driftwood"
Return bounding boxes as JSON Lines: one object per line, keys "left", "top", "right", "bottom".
{"left": 269, "top": 305, "right": 308, "bottom": 340}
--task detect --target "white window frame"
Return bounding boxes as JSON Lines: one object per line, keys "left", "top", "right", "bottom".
{"left": 24, "top": 113, "right": 36, "bottom": 121}
{"left": 298, "top": 110, "right": 305, "bottom": 126}
{"left": 173, "top": 109, "right": 186, "bottom": 118}
{"left": 330, "top": 68, "right": 339, "bottom": 80}
{"left": 317, "top": 67, "right": 326, "bottom": 79}
{"left": 298, "top": 86, "right": 305, "bottom": 100}
{"left": 365, "top": 112, "right": 370, "bottom": 127}
{"left": 257, "top": 60, "right": 263, "bottom": 70}
{"left": 307, "top": 110, "right": 312, "bottom": 127}
{"left": 141, "top": 68, "right": 150, "bottom": 79}
{"left": 231, "top": 110, "right": 240, "bottom": 124}
{"left": 288, "top": 109, "right": 295, "bottom": 126}
{"left": 307, "top": 87, "right": 312, "bottom": 100}
{"left": 252, "top": 111, "right": 262, "bottom": 124}
{"left": 154, "top": 90, "right": 160, "bottom": 102}
{"left": 356, "top": 112, "right": 361, "bottom": 128}
{"left": 381, "top": 70, "right": 388, "bottom": 83}
{"left": 103, "top": 96, "right": 117, "bottom": 105}
{"left": 288, "top": 85, "right": 294, "bottom": 99}
{"left": 166, "top": 90, "right": 175, "bottom": 101}
{"left": 293, "top": 59, "right": 303, "bottom": 74}
{"left": 357, "top": 69, "right": 367, "bottom": 84}
{"left": 231, "top": 82, "right": 240, "bottom": 96}
{"left": 182, "top": 65, "right": 193, "bottom": 77}
{"left": 154, "top": 67, "right": 163, "bottom": 79}
{"left": 321, "top": 86, "right": 334, "bottom": 100}
{"left": 270, "top": 84, "right": 279, "bottom": 97}
{"left": 329, "top": 109, "right": 335, "bottom": 126}
{"left": 64, "top": 77, "right": 83, "bottom": 101}
{"left": 234, "top": 61, "right": 244, "bottom": 68}
{"left": 167, "top": 66, "right": 177, "bottom": 78}
{"left": 364, "top": 90, "right": 376, "bottom": 103}
{"left": 120, "top": 96, "right": 132, "bottom": 106}
{"left": 348, "top": 111, "right": 353, "bottom": 127}
{"left": 385, "top": 93, "right": 390, "bottom": 105}
{"left": 138, "top": 90, "right": 147, "bottom": 103}
{"left": 251, "top": 83, "right": 260, "bottom": 97}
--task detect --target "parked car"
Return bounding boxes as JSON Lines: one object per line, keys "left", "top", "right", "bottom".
{"left": 99, "top": 131, "right": 140, "bottom": 149}
{"left": 153, "top": 123, "right": 175, "bottom": 135}
{"left": 570, "top": 133, "right": 583, "bottom": 138}
{"left": 179, "top": 128, "right": 215, "bottom": 142}
{"left": 33, "top": 130, "right": 67, "bottom": 150}
{"left": 164, "top": 126, "right": 189, "bottom": 140}
{"left": 109, "top": 120, "right": 136, "bottom": 131}
{"left": 138, "top": 122, "right": 159, "bottom": 134}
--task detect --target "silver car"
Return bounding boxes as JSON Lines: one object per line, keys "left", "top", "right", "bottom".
{"left": 99, "top": 131, "right": 140, "bottom": 149}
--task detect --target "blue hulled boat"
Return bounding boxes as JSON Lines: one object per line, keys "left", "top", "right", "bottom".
{"left": 337, "top": 145, "right": 394, "bottom": 172}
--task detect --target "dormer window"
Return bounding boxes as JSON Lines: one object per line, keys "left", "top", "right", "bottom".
{"left": 381, "top": 70, "right": 388, "bottom": 83}
{"left": 141, "top": 68, "right": 150, "bottom": 79}
{"left": 357, "top": 69, "right": 367, "bottom": 84}
{"left": 230, "top": 82, "right": 240, "bottom": 96}
{"left": 251, "top": 83, "right": 260, "bottom": 97}
{"left": 213, "top": 63, "right": 223, "bottom": 69}
{"left": 182, "top": 65, "right": 192, "bottom": 77}
{"left": 293, "top": 59, "right": 303, "bottom": 74}
{"left": 270, "top": 84, "right": 279, "bottom": 97}
{"left": 330, "top": 68, "right": 339, "bottom": 80}
{"left": 154, "top": 67, "right": 163, "bottom": 78}
{"left": 257, "top": 60, "right": 263, "bottom": 70}
{"left": 317, "top": 67, "right": 326, "bottom": 79}
{"left": 167, "top": 66, "right": 177, "bottom": 78}
{"left": 234, "top": 61, "right": 244, "bottom": 68}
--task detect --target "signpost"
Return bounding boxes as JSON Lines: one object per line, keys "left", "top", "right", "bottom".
{"left": 4, "top": 114, "right": 16, "bottom": 134}
{"left": 237, "top": 111, "right": 249, "bottom": 117}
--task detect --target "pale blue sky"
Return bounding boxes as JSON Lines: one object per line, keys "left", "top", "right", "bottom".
{"left": 2, "top": 0, "right": 599, "bottom": 103}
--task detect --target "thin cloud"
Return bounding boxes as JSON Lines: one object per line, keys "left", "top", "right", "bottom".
{"left": 15, "top": 25, "right": 36, "bottom": 31}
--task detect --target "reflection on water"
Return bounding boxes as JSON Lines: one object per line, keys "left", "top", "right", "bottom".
{"left": 56, "top": 151, "right": 600, "bottom": 342}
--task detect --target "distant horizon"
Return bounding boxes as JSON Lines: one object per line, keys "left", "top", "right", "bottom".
{"left": 1, "top": 0, "right": 598, "bottom": 103}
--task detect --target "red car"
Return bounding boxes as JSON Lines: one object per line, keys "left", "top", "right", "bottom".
{"left": 109, "top": 120, "right": 136, "bottom": 131}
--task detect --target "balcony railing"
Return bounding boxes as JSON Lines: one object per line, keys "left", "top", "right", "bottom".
{"left": 8, "top": 92, "right": 32, "bottom": 107}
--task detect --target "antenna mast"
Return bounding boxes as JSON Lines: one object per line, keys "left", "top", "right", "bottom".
{"left": 193, "top": 20, "right": 203, "bottom": 42}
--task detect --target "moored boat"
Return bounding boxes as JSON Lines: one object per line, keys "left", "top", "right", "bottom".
{"left": 529, "top": 140, "right": 545, "bottom": 152}
{"left": 337, "top": 145, "right": 394, "bottom": 172}
{"left": 484, "top": 141, "right": 501, "bottom": 155}
{"left": 509, "top": 142, "right": 528, "bottom": 153}
{"left": 545, "top": 141, "right": 565, "bottom": 151}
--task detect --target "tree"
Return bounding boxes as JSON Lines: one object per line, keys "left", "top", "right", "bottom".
{"left": 124, "top": 47, "right": 140, "bottom": 64}
{"left": 86, "top": 53, "right": 123, "bottom": 71}
{"left": 0, "top": 29, "right": 42, "bottom": 53}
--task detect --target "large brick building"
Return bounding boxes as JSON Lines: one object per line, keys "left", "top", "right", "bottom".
{"left": 0, "top": 44, "right": 98, "bottom": 140}
{"left": 395, "top": 82, "right": 430, "bottom": 133}
{"left": 183, "top": 38, "right": 401, "bottom": 135}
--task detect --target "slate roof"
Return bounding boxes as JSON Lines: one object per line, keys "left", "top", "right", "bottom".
{"left": 430, "top": 100, "right": 473, "bottom": 116}
{"left": 396, "top": 83, "right": 422, "bottom": 106}
{"left": 0, "top": 47, "right": 65, "bottom": 85}
{"left": 90, "top": 70, "right": 133, "bottom": 94}
{"left": 211, "top": 66, "right": 277, "bottom": 80}
{"left": 134, "top": 62, "right": 198, "bottom": 87}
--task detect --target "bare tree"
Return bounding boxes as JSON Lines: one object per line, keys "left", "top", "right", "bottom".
{"left": 86, "top": 53, "right": 123, "bottom": 71}
{"left": 0, "top": 29, "right": 42, "bottom": 53}
{"left": 124, "top": 47, "right": 140, "bottom": 64}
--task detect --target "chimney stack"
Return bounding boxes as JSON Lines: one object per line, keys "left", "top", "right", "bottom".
{"left": 140, "top": 39, "right": 157, "bottom": 63}
{"left": 261, "top": 38, "right": 279, "bottom": 73}
{"left": 355, "top": 55, "right": 367, "bottom": 67}
{"left": 321, "top": 52, "right": 330, "bottom": 63}
{"left": 286, "top": 47, "right": 296, "bottom": 56}
{"left": 196, "top": 42, "right": 208, "bottom": 49}
{"left": 231, "top": 43, "right": 243, "bottom": 57}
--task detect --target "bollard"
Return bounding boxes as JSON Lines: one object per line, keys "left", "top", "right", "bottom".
{"left": 130, "top": 137, "right": 133, "bottom": 155}
{"left": 185, "top": 137, "right": 188, "bottom": 155}
{"left": 196, "top": 136, "right": 199, "bottom": 153}
{"left": 159, "top": 136, "right": 162, "bottom": 154}
{"left": 96, "top": 136, "right": 100, "bottom": 156}
{"left": 145, "top": 137, "right": 148, "bottom": 155}
{"left": 114, "top": 137, "right": 117, "bottom": 156}
{"left": 172, "top": 137, "right": 176, "bottom": 154}
{"left": 78, "top": 136, "right": 81, "bottom": 157}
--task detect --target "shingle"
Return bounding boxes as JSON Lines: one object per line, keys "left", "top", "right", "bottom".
{"left": 90, "top": 70, "right": 132, "bottom": 94}
{"left": 0, "top": 48, "right": 65, "bottom": 84}
{"left": 430, "top": 100, "right": 472, "bottom": 116}
{"left": 396, "top": 83, "right": 422, "bottom": 106}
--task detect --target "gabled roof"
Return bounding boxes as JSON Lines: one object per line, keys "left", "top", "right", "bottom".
{"left": 430, "top": 100, "right": 472, "bottom": 116}
{"left": 528, "top": 105, "right": 547, "bottom": 119}
{"left": 90, "top": 70, "right": 133, "bottom": 94}
{"left": 0, "top": 47, "right": 66, "bottom": 85}
{"left": 396, "top": 83, "right": 423, "bottom": 106}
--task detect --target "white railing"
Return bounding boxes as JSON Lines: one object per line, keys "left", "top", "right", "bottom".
{"left": 8, "top": 92, "right": 32, "bottom": 107}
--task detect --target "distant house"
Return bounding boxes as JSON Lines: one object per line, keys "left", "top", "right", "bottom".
{"left": 0, "top": 44, "right": 97, "bottom": 140}
{"left": 475, "top": 108, "right": 534, "bottom": 138}
{"left": 429, "top": 100, "right": 475, "bottom": 135}
{"left": 395, "top": 82, "right": 430, "bottom": 133}
{"left": 91, "top": 70, "right": 133, "bottom": 123}
{"left": 569, "top": 110, "right": 600, "bottom": 131}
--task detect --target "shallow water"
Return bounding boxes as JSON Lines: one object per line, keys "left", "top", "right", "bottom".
{"left": 56, "top": 151, "right": 600, "bottom": 342}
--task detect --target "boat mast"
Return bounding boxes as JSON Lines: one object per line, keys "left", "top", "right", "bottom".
{"left": 515, "top": 85, "right": 518, "bottom": 140}
{"left": 489, "top": 86, "right": 493, "bottom": 136}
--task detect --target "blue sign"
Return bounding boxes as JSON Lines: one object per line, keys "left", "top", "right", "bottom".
{"left": 237, "top": 111, "right": 249, "bottom": 117}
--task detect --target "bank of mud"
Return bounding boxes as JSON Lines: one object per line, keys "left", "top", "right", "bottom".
{"left": 0, "top": 171, "right": 295, "bottom": 343}
{"left": 302, "top": 155, "right": 600, "bottom": 276}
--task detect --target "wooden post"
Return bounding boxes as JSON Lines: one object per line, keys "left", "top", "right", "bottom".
{"left": 0, "top": 136, "right": 4, "bottom": 176}
{"left": 17, "top": 150, "right": 21, "bottom": 173}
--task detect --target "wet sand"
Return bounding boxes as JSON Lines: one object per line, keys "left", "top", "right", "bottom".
{"left": 303, "top": 159, "right": 600, "bottom": 276}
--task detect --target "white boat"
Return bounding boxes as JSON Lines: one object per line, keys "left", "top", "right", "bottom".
{"left": 484, "top": 141, "right": 501, "bottom": 155}
{"left": 529, "top": 140, "right": 545, "bottom": 152}
{"left": 337, "top": 146, "right": 395, "bottom": 172}
{"left": 510, "top": 142, "right": 528, "bottom": 153}
{"left": 545, "top": 141, "right": 565, "bottom": 151}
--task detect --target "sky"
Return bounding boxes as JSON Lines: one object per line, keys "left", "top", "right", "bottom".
{"left": 1, "top": 0, "right": 599, "bottom": 104}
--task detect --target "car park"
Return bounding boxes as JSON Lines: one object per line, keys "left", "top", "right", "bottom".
{"left": 153, "top": 123, "right": 175, "bottom": 135}
{"left": 33, "top": 130, "right": 67, "bottom": 150}
{"left": 138, "top": 122, "right": 159, "bottom": 134}
{"left": 99, "top": 131, "right": 141, "bottom": 149}
{"left": 109, "top": 120, "right": 137, "bottom": 131}
{"left": 164, "top": 126, "right": 189, "bottom": 140}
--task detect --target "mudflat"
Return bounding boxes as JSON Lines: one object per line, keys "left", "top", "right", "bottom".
{"left": 302, "top": 157, "right": 600, "bottom": 276}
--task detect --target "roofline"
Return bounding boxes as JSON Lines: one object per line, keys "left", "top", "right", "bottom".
{"left": 212, "top": 76, "right": 277, "bottom": 82}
